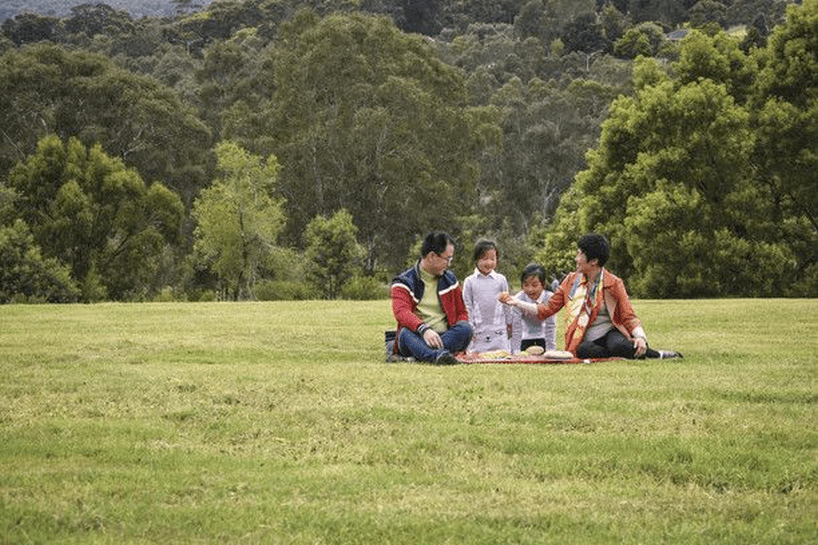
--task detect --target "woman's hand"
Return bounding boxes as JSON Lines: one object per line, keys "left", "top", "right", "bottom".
{"left": 633, "top": 336, "right": 647, "bottom": 357}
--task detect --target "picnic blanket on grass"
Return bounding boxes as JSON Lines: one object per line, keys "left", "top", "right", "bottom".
{"left": 383, "top": 330, "right": 621, "bottom": 364}
{"left": 456, "top": 351, "right": 623, "bottom": 365}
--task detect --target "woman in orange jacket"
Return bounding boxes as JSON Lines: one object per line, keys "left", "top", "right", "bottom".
{"left": 500, "top": 234, "right": 682, "bottom": 359}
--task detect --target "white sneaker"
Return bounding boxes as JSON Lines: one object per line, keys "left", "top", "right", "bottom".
{"left": 659, "top": 350, "right": 683, "bottom": 359}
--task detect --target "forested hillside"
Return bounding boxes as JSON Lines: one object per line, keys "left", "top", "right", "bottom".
{"left": 1, "top": 0, "right": 815, "bottom": 302}
{"left": 0, "top": 0, "right": 217, "bottom": 21}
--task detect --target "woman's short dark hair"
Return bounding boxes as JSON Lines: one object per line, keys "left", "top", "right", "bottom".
{"left": 520, "top": 263, "right": 546, "bottom": 286}
{"left": 577, "top": 233, "right": 610, "bottom": 267}
{"left": 421, "top": 232, "right": 454, "bottom": 258}
{"left": 472, "top": 239, "right": 498, "bottom": 263}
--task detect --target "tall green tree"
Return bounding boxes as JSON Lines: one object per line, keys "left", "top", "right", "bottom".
{"left": 196, "top": 27, "right": 268, "bottom": 142}
{"left": 1, "top": 13, "right": 62, "bottom": 45}
{"left": 0, "top": 219, "right": 80, "bottom": 303}
{"left": 192, "top": 141, "right": 285, "bottom": 300}
{"left": 750, "top": 0, "right": 818, "bottom": 294}
{"left": 0, "top": 44, "right": 212, "bottom": 208}
{"left": 254, "top": 11, "right": 489, "bottom": 272}
{"left": 304, "top": 209, "right": 365, "bottom": 300}
{"left": 63, "top": 3, "right": 135, "bottom": 37}
{"left": 7, "top": 135, "right": 184, "bottom": 300}
{"left": 614, "top": 23, "right": 664, "bottom": 58}
{"left": 481, "top": 75, "right": 619, "bottom": 235}
{"left": 539, "top": 28, "right": 804, "bottom": 297}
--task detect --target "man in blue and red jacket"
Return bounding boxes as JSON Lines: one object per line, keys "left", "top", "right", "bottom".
{"left": 391, "top": 232, "right": 473, "bottom": 364}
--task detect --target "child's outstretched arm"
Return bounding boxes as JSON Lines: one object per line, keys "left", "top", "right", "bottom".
{"left": 498, "top": 292, "right": 538, "bottom": 316}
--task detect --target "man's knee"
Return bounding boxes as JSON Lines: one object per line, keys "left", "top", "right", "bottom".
{"left": 397, "top": 327, "right": 419, "bottom": 355}
{"left": 452, "top": 320, "right": 473, "bottom": 336}
{"left": 443, "top": 320, "right": 473, "bottom": 352}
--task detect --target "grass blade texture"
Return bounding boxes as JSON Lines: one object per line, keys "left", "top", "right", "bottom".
{"left": 0, "top": 299, "right": 816, "bottom": 544}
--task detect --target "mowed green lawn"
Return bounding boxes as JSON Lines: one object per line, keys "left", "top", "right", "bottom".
{"left": 1, "top": 299, "right": 816, "bottom": 544}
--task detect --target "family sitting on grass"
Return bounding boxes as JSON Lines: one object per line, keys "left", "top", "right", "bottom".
{"left": 388, "top": 231, "right": 682, "bottom": 364}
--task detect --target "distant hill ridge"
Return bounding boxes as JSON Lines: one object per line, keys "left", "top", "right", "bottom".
{"left": 0, "top": 0, "right": 218, "bottom": 22}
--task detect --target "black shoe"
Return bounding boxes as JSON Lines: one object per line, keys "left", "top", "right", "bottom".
{"left": 434, "top": 350, "right": 458, "bottom": 365}
{"left": 659, "top": 350, "right": 683, "bottom": 359}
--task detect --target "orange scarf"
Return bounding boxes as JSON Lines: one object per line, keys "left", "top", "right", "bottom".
{"left": 564, "top": 270, "right": 604, "bottom": 354}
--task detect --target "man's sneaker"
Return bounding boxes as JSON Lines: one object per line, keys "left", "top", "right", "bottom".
{"left": 659, "top": 350, "right": 683, "bottom": 359}
{"left": 434, "top": 350, "right": 458, "bottom": 365}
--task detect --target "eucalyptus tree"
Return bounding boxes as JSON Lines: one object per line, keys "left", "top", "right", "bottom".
{"left": 477, "top": 73, "right": 620, "bottom": 237}
{"left": 561, "top": 11, "right": 610, "bottom": 54}
{"left": 163, "top": 0, "right": 273, "bottom": 53}
{"left": 258, "top": 10, "right": 493, "bottom": 272}
{"left": 197, "top": 27, "right": 269, "bottom": 142}
{"left": 0, "top": 219, "right": 80, "bottom": 303}
{"left": 0, "top": 13, "right": 62, "bottom": 45}
{"left": 726, "top": 0, "right": 792, "bottom": 27}
{"left": 688, "top": 0, "right": 729, "bottom": 29}
{"left": 192, "top": 141, "right": 285, "bottom": 301}
{"left": 514, "top": 0, "right": 596, "bottom": 47}
{"left": 613, "top": 22, "right": 667, "bottom": 59}
{"left": 304, "top": 209, "right": 366, "bottom": 300}
{"left": 0, "top": 44, "right": 213, "bottom": 208}
{"left": 751, "top": 0, "right": 818, "bottom": 294}
{"left": 7, "top": 135, "right": 184, "bottom": 301}
{"left": 63, "top": 3, "right": 135, "bottom": 38}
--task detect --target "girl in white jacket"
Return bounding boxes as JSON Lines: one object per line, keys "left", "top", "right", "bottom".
{"left": 462, "top": 239, "right": 512, "bottom": 353}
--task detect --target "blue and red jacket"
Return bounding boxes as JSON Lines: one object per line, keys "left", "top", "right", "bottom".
{"left": 390, "top": 262, "right": 470, "bottom": 351}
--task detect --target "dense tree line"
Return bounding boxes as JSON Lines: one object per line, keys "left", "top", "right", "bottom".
{"left": 0, "top": 0, "right": 814, "bottom": 301}
{"left": 0, "top": 0, "right": 217, "bottom": 22}
{"left": 536, "top": 8, "right": 817, "bottom": 298}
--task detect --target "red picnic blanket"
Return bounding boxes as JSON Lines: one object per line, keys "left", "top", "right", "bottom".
{"left": 456, "top": 352, "right": 623, "bottom": 365}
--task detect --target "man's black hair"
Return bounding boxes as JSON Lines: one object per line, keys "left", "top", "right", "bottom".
{"left": 472, "top": 239, "right": 498, "bottom": 263}
{"left": 577, "top": 233, "right": 610, "bottom": 267}
{"left": 421, "top": 232, "right": 454, "bottom": 258}
{"left": 520, "top": 263, "right": 546, "bottom": 286}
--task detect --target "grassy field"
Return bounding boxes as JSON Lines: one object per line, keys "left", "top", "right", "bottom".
{"left": 0, "top": 299, "right": 816, "bottom": 544}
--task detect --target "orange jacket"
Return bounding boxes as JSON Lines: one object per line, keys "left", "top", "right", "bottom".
{"left": 538, "top": 269, "right": 642, "bottom": 355}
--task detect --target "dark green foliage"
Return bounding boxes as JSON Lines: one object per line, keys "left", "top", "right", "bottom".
{"left": 0, "top": 0, "right": 812, "bottom": 300}
{"left": 481, "top": 75, "right": 622, "bottom": 238}
{"left": 539, "top": 10, "right": 817, "bottom": 297}
{"left": 562, "top": 12, "right": 610, "bottom": 54}
{"left": 0, "top": 219, "right": 80, "bottom": 303}
{"left": 63, "top": 3, "right": 134, "bottom": 37}
{"left": 305, "top": 209, "right": 366, "bottom": 300}
{"left": 7, "top": 135, "right": 184, "bottom": 301}
{"left": 751, "top": 0, "right": 818, "bottom": 295}
{"left": 0, "top": 44, "right": 213, "bottom": 208}
{"left": 260, "top": 12, "right": 487, "bottom": 270}
{"left": 689, "top": 0, "right": 729, "bottom": 29}
{"left": 614, "top": 22, "right": 667, "bottom": 58}
{"left": 0, "top": 13, "right": 61, "bottom": 45}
